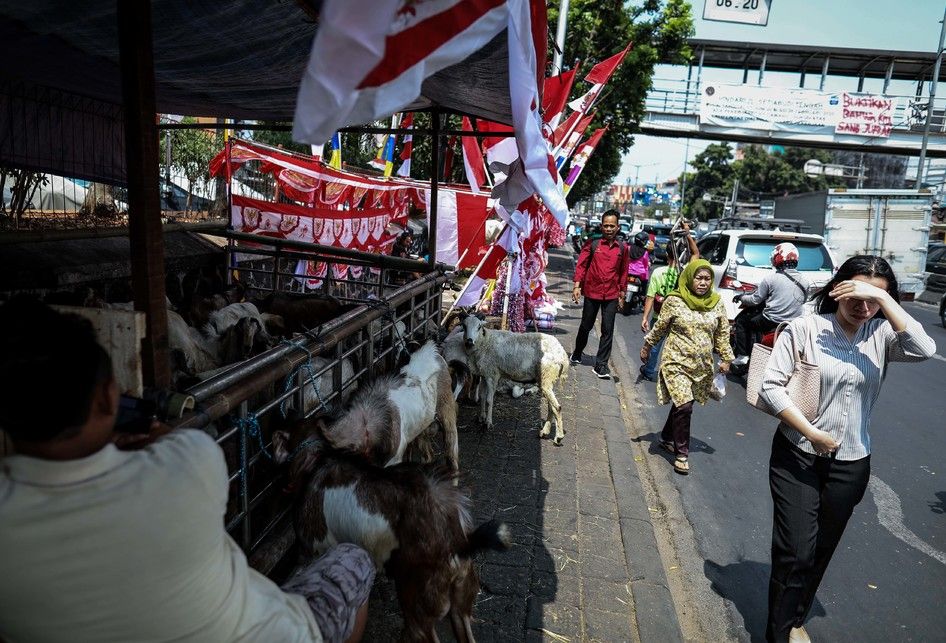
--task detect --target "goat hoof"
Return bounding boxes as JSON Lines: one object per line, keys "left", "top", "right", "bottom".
{"left": 552, "top": 436, "right": 564, "bottom": 446}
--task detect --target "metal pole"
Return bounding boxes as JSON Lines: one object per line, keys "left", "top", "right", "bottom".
{"left": 428, "top": 110, "right": 440, "bottom": 268}
{"left": 552, "top": 0, "right": 570, "bottom": 73}
{"left": 118, "top": 0, "right": 171, "bottom": 388}
{"left": 917, "top": 4, "right": 946, "bottom": 187}
{"left": 680, "top": 138, "right": 691, "bottom": 212}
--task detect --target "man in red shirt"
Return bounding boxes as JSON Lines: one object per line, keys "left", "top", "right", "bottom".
{"left": 571, "top": 210, "right": 628, "bottom": 379}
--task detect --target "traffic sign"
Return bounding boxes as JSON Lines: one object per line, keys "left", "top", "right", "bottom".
{"left": 703, "top": 0, "right": 772, "bottom": 26}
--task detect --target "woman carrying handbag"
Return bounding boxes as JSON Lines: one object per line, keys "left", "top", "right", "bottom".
{"left": 758, "top": 256, "right": 936, "bottom": 643}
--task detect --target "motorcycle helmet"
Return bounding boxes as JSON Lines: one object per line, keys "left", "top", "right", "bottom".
{"left": 770, "top": 242, "right": 799, "bottom": 269}
{"left": 633, "top": 230, "right": 650, "bottom": 248}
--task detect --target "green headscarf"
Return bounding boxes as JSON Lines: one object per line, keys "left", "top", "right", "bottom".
{"left": 667, "top": 259, "right": 720, "bottom": 312}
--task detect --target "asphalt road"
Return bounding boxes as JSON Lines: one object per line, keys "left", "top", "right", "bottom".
{"left": 611, "top": 301, "right": 946, "bottom": 643}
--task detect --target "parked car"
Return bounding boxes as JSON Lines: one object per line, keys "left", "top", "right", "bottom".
{"left": 642, "top": 223, "right": 673, "bottom": 262}
{"left": 695, "top": 229, "right": 837, "bottom": 321}
{"left": 926, "top": 242, "right": 946, "bottom": 292}
{"left": 940, "top": 291, "right": 946, "bottom": 328}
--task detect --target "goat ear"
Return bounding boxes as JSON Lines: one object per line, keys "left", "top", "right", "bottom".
{"left": 272, "top": 430, "right": 291, "bottom": 464}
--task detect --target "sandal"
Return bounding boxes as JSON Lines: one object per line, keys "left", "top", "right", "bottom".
{"left": 659, "top": 440, "right": 675, "bottom": 455}
{"left": 673, "top": 457, "right": 690, "bottom": 475}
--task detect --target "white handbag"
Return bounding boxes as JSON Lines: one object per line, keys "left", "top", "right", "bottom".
{"left": 745, "top": 320, "right": 820, "bottom": 422}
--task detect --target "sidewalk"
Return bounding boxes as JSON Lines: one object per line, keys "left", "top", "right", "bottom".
{"left": 362, "top": 247, "right": 681, "bottom": 642}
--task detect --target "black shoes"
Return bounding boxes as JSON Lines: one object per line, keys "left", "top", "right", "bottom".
{"left": 569, "top": 353, "right": 582, "bottom": 365}
{"left": 593, "top": 367, "right": 611, "bottom": 380}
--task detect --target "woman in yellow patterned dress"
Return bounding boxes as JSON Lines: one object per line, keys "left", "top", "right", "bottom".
{"left": 639, "top": 259, "right": 733, "bottom": 474}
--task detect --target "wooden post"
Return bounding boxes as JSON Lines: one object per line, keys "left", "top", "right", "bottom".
{"left": 428, "top": 109, "right": 440, "bottom": 268}
{"left": 118, "top": 0, "right": 171, "bottom": 388}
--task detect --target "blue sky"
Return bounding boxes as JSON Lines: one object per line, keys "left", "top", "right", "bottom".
{"left": 614, "top": 0, "right": 946, "bottom": 188}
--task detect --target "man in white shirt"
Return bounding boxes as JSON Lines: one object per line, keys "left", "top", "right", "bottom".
{"left": 0, "top": 298, "right": 374, "bottom": 643}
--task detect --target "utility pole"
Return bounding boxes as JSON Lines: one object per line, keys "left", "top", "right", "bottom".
{"left": 552, "top": 0, "right": 571, "bottom": 74}
{"left": 728, "top": 179, "right": 740, "bottom": 217}
{"left": 918, "top": 4, "right": 946, "bottom": 187}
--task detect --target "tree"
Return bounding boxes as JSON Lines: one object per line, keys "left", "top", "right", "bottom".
{"left": 553, "top": 0, "right": 694, "bottom": 204}
{"left": 159, "top": 117, "right": 219, "bottom": 211}
{"left": 680, "top": 142, "right": 734, "bottom": 220}
{"left": 0, "top": 167, "right": 47, "bottom": 228}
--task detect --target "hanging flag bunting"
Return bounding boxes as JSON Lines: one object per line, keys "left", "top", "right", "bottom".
{"left": 542, "top": 65, "right": 579, "bottom": 128}
{"left": 555, "top": 111, "right": 595, "bottom": 169}
{"left": 396, "top": 112, "right": 413, "bottom": 177}
{"left": 327, "top": 132, "right": 342, "bottom": 169}
{"left": 566, "top": 42, "right": 631, "bottom": 114}
{"left": 563, "top": 127, "right": 607, "bottom": 195}
{"left": 460, "top": 116, "right": 487, "bottom": 195}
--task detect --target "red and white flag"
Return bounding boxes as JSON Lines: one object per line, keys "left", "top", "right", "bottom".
{"left": 396, "top": 112, "right": 413, "bottom": 177}
{"left": 461, "top": 116, "right": 487, "bottom": 194}
{"left": 425, "top": 189, "right": 491, "bottom": 268}
{"left": 566, "top": 42, "right": 631, "bottom": 114}
{"left": 563, "top": 126, "right": 607, "bottom": 195}
{"left": 293, "top": 0, "right": 508, "bottom": 144}
{"left": 554, "top": 111, "right": 595, "bottom": 169}
{"left": 542, "top": 66, "right": 578, "bottom": 128}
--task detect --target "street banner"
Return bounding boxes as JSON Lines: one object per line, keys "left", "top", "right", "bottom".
{"left": 835, "top": 92, "right": 898, "bottom": 138}
{"left": 700, "top": 84, "right": 841, "bottom": 132}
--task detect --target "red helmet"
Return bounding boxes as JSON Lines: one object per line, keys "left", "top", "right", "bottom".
{"left": 770, "top": 242, "right": 799, "bottom": 268}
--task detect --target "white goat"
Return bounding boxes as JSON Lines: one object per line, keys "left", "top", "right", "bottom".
{"left": 442, "top": 326, "right": 538, "bottom": 400}
{"left": 460, "top": 314, "right": 569, "bottom": 445}
{"left": 320, "top": 340, "right": 459, "bottom": 476}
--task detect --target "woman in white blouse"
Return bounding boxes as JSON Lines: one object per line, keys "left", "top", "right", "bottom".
{"left": 759, "top": 255, "right": 936, "bottom": 643}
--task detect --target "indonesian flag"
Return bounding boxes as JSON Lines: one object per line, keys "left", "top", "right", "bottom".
{"left": 461, "top": 116, "right": 487, "bottom": 194}
{"left": 477, "top": 119, "right": 518, "bottom": 183}
{"left": 425, "top": 189, "right": 490, "bottom": 268}
{"left": 396, "top": 112, "right": 413, "bottom": 177}
{"left": 555, "top": 111, "right": 595, "bottom": 170}
{"left": 566, "top": 42, "right": 631, "bottom": 113}
{"left": 563, "top": 127, "right": 607, "bottom": 195}
{"left": 542, "top": 66, "right": 578, "bottom": 127}
{"left": 293, "top": 0, "right": 508, "bottom": 144}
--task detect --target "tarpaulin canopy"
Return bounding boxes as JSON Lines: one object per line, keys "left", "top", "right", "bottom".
{"left": 0, "top": 0, "right": 525, "bottom": 185}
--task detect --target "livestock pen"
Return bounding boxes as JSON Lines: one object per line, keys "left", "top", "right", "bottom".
{"left": 174, "top": 230, "right": 452, "bottom": 576}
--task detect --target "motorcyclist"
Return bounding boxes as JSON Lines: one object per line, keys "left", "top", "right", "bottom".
{"left": 625, "top": 231, "right": 652, "bottom": 313}
{"left": 731, "top": 242, "right": 810, "bottom": 365}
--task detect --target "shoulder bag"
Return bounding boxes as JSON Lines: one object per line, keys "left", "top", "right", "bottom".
{"left": 745, "top": 318, "right": 820, "bottom": 422}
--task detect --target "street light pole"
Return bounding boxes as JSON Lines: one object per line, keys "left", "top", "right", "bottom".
{"left": 917, "top": 4, "right": 946, "bottom": 187}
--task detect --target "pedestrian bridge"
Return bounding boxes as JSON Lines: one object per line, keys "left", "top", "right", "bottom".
{"left": 640, "top": 39, "right": 946, "bottom": 158}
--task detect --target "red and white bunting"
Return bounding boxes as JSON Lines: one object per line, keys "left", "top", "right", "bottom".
{"left": 460, "top": 116, "right": 487, "bottom": 194}
{"left": 424, "top": 189, "right": 492, "bottom": 268}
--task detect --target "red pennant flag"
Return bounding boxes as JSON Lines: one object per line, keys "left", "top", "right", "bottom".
{"left": 542, "top": 66, "right": 578, "bottom": 124}
{"left": 585, "top": 42, "right": 632, "bottom": 84}
{"left": 461, "top": 116, "right": 487, "bottom": 195}
{"left": 550, "top": 111, "right": 580, "bottom": 147}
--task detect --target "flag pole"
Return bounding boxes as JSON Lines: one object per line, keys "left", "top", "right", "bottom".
{"left": 500, "top": 252, "right": 516, "bottom": 331}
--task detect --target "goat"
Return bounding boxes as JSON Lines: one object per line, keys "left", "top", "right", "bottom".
{"left": 459, "top": 314, "right": 569, "bottom": 445}
{"left": 319, "top": 340, "right": 459, "bottom": 477}
{"left": 441, "top": 326, "right": 540, "bottom": 402}
{"left": 253, "top": 292, "right": 357, "bottom": 335}
{"left": 272, "top": 423, "right": 511, "bottom": 643}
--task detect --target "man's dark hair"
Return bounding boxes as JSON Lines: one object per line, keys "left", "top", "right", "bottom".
{"left": 601, "top": 209, "right": 620, "bottom": 223}
{"left": 0, "top": 297, "right": 113, "bottom": 442}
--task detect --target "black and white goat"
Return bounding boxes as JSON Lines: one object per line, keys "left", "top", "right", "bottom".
{"left": 319, "top": 340, "right": 459, "bottom": 476}
{"left": 459, "top": 314, "right": 569, "bottom": 444}
{"left": 272, "top": 423, "right": 510, "bottom": 643}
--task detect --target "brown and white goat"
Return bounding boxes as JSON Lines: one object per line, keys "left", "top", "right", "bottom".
{"left": 459, "top": 314, "right": 569, "bottom": 444}
{"left": 319, "top": 340, "right": 459, "bottom": 477}
{"left": 272, "top": 424, "right": 511, "bottom": 642}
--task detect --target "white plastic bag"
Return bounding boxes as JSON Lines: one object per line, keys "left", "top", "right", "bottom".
{"left": 710, "top": 372, "right": 727, "bottom": 401}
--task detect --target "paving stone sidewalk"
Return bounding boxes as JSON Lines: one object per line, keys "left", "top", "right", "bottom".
{"left": 363, "top": 248, "right": 682, "bottom": 642}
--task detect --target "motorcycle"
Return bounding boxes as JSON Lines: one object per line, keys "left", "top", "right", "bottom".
{"left": 729, "top": 294, "right": 779, "bottom": 376}
{"left": 621, "top": 274, "right": 646, "bottom": 316}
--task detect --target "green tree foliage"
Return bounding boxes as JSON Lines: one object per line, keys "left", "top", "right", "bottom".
{"left": 553, "top": 0, "right": 694, "bottom": 204}
{"left": 160, "top": 117, "right": 217, "bottom": 210}
{"left": 680, "top": 144, "right": 847, "bottom": 220}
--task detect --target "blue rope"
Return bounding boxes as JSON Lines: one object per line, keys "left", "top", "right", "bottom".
{"left": 279, "top": 337, "right": 327, "bottom": 419}
{"left": 235, "top": 413, "right": 271, "bottom": 461}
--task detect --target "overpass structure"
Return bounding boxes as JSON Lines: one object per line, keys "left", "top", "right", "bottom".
{"left": 641, "top": 39, "right": 946, "bottom": 158}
